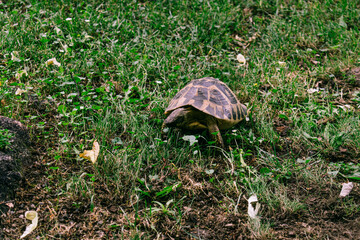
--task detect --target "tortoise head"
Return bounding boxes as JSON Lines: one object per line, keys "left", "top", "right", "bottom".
{"left": 163, "top": 107, "right": 190, "bottom": 128}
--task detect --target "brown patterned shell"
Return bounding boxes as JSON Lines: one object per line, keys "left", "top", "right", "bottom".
{"left": 165, "top": 77, "right": 247, "bottom": 125}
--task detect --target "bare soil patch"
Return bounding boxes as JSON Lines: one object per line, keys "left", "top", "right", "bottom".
{"left": 269, "top": 179, "right": 360, "bottom": 239}
{"left": 2, "top": 148, "right": 359, "bottom": 239}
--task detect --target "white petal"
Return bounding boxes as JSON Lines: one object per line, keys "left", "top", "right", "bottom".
{"left": 20, "top": 211, "right": 38, "bottom": 239}
{"left": 15, "top": 88, "right": 27, "bottom": 95}
{"left": 247, "top": 194, "right": 261, "bottom": 219}
{"left": 182, "top": 135, "right": 198, "bottom": 146}
{"left": 236, "top": 53, "right": 246, "bottom": 65}
{"left": 45, "top": 58, "right": 61, "bottom": 67}
{"left": 278, "top": 61, "right": 286, "bottom": 66}
{"left": 339, "top": 182, "right": 353, "bottom": 197}
{"left": 248, "top": 194, "right": 258, "bottom": 203}
{"left": 307, "top": 88, "right": 318, "bottom": 94}
{"left": 205, "top": 169, "right": 214, "bottom": 175}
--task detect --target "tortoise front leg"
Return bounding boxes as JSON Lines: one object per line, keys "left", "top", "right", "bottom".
{"left": 206, "top": 117, "right": 224, "bottom": 149}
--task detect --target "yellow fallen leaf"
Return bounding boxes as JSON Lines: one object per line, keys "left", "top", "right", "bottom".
{"left": 45, "top": 57, "right": 61, "bottom": 67}
{"left": 79, "top": 140, "right": 100, "bottom": 164}
{"left": 20, "top": 211, "right": 38, "bottom": 239}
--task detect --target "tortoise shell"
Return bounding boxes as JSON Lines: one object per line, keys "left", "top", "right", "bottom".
{"left": 165, "top": 77, "right": 247, "bottom": 127}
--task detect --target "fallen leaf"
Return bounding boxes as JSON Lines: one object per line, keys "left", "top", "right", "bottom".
{"left": 338, "top": 104, "right": 353, "bottom": 112}
{"left": 6, "top": 202, "right": 14, "bottom": 208}
{"left": 45, "top": 57, "right": 61, "bottom": 67}
{"left": 311, "top": 59, "right": 320, "bottom": 65}
{"left": 339, "top": 16, "right": 347, "bottom": 28}
{"left": 236, "top": 53, "right": 246, "bottom": 66}
{"left": 15, "top": 88, "right": 27, "bottom": 95}
{"left": 15, "top": 70, "right": 28, "bottom": 80}
{"left": 54, "top": 26, "right": 62, "bottom": 35}
{"left": 79, "top": 140, "right": 100, "bottom": 164}
{"left": 11, "top": 51, "right": 21, "bottom": 62}
{"left": 205, "top": 169, "right": 214, "bottom": 175}
{"left": 20, "top": 211, "right": 39, "bottom": 239}
{"left": 278, "top": 61, "right": 286, "bottom": 66}
{"left": 247, "top": 194, "right": 261, "bottom": 219}
{"left": 182, "top": 135, "right": 198, "bottom": 146}
{"left": 307, "top": 88, "right": 319, "bottom": 94}
{"left": 235, "top": 35, "right": 244, "bottom": 42}
{"left": 339, "top": 182, "right": 353, "bottom": 197}
{"left": 339, "top": 147, "right": 347, "bottom": 153}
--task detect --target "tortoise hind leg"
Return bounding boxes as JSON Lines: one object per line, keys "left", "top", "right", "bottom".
{"left": 206, "top": 116, "right": 224, "bottom": 149}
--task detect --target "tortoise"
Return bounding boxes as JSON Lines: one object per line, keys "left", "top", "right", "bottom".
{"left": 162, "top": 77, "right": 247, "bottom": 148}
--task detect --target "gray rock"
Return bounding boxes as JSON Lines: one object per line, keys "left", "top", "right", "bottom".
{"left": 0, "top": 116, "right": 31, "bottom": 205}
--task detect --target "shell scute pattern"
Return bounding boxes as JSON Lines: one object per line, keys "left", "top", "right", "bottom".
{"left": 209, "top": 89, "right": 229, "bottom": 106}
{"left": 205, "top": 104, "right": 215, "bottom": 116}
{"left": 223, "top": 107, "right": 231, "bottom": 120}
{"left": 173, "top": 86, "right": 188, "bottom": 99}
{"left": 165, "top": 77, "right": 246, "bottom": 122}
{"left": 232, "top": 107, "right": 237, "bottom": 120}
{"left": 193, "top": 98, "right": 204, "bottom": 109}
{"left": 236, "top": 105, "right": 242, "bottom": 120}
{"left": 192, "top": 78, "right": 214, "bottom": 87}
{"left": 215, "top": 106, "right": 223, "bottom": 119}
{"left": 192, "top": 87, "right": 208, "bottom": 102}
{"left": 216, "top": 83, "right": 238, "bottom": 104}
{"left": 183, "top": 86, "right": 197, "bottom": 100}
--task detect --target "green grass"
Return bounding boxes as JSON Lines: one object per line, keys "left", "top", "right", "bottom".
{"left": 1, "top": 0, "right": 360, "bottom": 239}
